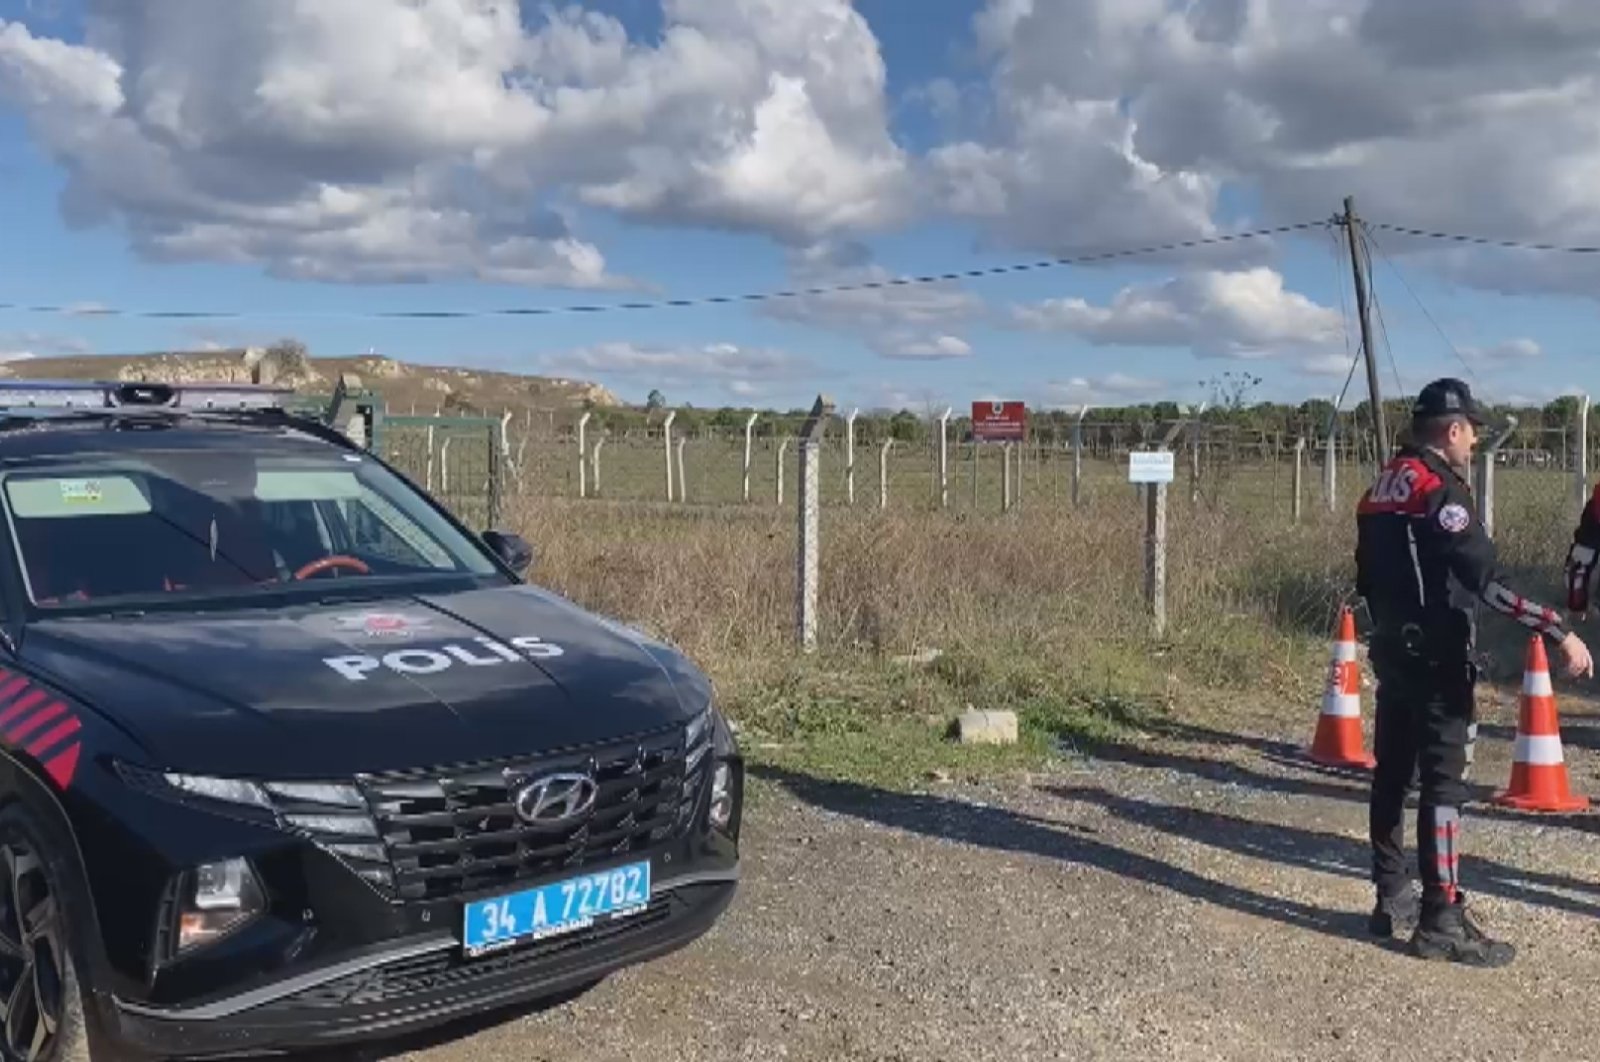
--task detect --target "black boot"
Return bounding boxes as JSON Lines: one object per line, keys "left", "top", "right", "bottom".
{"left": 1368, "top": 886, "right": 1419, "bottom": 938}
{"left": 1408, "top": 892, "right": 1515, "bottom": 967}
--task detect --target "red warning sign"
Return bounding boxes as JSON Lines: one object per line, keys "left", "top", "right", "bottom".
{"left": 971, "top": 401, "right": 1027, "bottom": 442}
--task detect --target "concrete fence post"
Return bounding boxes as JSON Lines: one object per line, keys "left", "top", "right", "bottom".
{"left": 776, "top": 438, "right": 789, "bottom": 505}
{"left": 1001, "top": 442, "right": 1014, "bottom": 513}
{"left": 880, "top": 438, "right": 893, "bottom": 510}
{"left": 846, "top": 408, "right": 858, "bottom": 505}
{"left": 439, "top": 436, "right": 451, "bottom": 495}
{"left": 1324, "top": 398, "right": 1339, "bottom": 513}
{"left": 1144, "top": 418, "right": 1189, "bottom": 639}
{"left": 743, "top": 413, "right": 759, "bottom": 503}
{"left": 662, "top": 410, "right": 677, "bottom": 502}
{"left": 675, "top": 437, "right": 687, "bottom": 503}
{"left": 425, "top": 425, "right": 436, "bottom": 492}
{"left": 1293, "top": 437, "right": 1306, "bottom": 524}
{"left": 591, "top": 437, "right": 605, "bottom": 497}
{"left": 938, "top": 408, "right": 952, "bottom": 509}
{"left": 577, "top": 411, "right": 591, "bottom": 499}
{"left": 1577, "top": 395, "right": 1591, "bottom": 509}
{"left": 1073, "top": 405, "right": 1090, "bottom": 508}
{"left": 796, "top": 395, "right": 835, "bottom": 653}
{"left": 1475, "top": 415, "right": 1518, "bottom": 536}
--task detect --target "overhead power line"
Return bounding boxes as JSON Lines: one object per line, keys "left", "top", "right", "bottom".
{"left": 0, "top": 220, "right": 1327, "bottom": 323}
{"left": 1366, "top": 222, "right": 1600, "bottom": 255}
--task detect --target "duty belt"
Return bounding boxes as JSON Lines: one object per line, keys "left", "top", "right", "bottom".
{"left": 1374, "top": 621, "right": 1471, "bottom": 663}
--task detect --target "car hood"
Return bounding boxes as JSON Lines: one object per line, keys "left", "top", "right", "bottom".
{"left": 20, "top": 584, "right": 710, "bottom": 778}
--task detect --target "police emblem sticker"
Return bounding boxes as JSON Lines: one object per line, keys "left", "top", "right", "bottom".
{"left": 1438, "top": 502, "right": 1470, "bottom": 533}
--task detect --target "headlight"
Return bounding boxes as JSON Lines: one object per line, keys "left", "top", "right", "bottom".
{"left": 163, "top": 773, "right": 271, "bottom": 810}
{"left": 176, "top": 857, "right": 266, "bottom": 955}
{"left": 709, "top": 762, "right": 734, "bottom": 831}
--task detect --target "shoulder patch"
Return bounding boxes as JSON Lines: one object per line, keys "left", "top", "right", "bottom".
{"left": 1438, "top": 502, "right": 1471, "bottom": 533}
{"left": 1357, "top": 456, "right": 1445, "bottom": 516}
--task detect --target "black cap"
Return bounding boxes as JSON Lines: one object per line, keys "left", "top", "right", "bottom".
{"left": 1411, "top": 377, "right": 1486, "bottom": 425}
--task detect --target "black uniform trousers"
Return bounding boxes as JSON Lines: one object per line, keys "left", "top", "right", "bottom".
{"left": 1368, "top": 639, "right": 1474, "bottom": 907}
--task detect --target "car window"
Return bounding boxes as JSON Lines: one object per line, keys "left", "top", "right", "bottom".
{"left": 0, "top": 448, "right": 502, "bottom": 610}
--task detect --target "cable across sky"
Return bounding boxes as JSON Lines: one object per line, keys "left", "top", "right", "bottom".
{"left": 3, "top": 216, "right": 1596, "bottom": 325}
{"left": 0, "top": 220, "right": 1332, "bottom": 323}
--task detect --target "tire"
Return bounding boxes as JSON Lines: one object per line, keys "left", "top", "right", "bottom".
{"left": 0, "top": 802, "right": 95, "bottom": 1061}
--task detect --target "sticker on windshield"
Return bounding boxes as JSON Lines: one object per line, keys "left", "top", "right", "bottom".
{"left": 58, "top": 479, "right": 103, "bottom": 504}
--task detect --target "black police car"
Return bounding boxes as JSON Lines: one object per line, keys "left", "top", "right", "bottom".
{"left": 0, "top": 381, "right": 741, "bottom": 1059}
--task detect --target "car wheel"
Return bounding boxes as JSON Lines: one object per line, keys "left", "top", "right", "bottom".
{"left": 0, "top": 804, "right": 93, "bottom": 1062}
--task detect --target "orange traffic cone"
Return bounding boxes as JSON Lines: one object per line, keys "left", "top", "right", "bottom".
{"left": 1494, "top": 636, "right": 1589, "bottom": 813}
{"left": 1307, "top": 606, "right": 1376, "bottom": 769}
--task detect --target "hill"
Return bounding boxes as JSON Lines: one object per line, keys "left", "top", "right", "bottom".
{"left": 0, "top": 346, "right": 623, "bottom": 415}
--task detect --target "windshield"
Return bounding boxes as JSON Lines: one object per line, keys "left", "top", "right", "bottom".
{"left": 1, "top": 445, "right": 504, "bottom": 611}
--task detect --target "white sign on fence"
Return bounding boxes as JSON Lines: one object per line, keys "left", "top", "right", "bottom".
{"left": 1128, "top": 451, "right": 1176, "bottom": 484}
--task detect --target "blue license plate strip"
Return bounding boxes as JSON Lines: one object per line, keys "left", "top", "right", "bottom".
{"left": 461, "top": 860, "right": 652, "bottom": 956}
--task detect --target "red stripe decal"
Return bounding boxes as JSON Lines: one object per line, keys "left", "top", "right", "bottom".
{"left": 6, "top": 702, "right": 65, "bottom": 744}
{"left": 42, "top": 744, "right": 79, "bottom": 789}
{"left": 0, "top": 679, "right": 27, "bottom": 707}
{"left": 0, "top": 691, "right": 46, "bottom": 729}
{"left": 25, "top": 717, "right": 79, "bottom": 759}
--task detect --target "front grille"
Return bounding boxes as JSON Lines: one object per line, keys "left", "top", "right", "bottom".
{"left": 260, "top": 893, "right": 683, "bottom": 1012}
{"left": 354, "top": 721, "right": 712, "bottom": 902}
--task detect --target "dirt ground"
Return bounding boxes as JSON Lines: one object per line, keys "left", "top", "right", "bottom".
{"left": 319, "top": 681, "right": 1600, "bottom": 1062}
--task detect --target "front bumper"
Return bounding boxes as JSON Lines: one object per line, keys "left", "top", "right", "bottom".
{"left": 108, "top": 871, "right": 736, "bottom": 1059}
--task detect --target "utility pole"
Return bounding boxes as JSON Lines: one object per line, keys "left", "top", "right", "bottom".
{"left": 1343, "top": 195, "right": 1388, "bottom": 460}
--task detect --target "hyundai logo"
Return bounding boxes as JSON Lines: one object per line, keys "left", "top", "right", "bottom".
{"left": 511, "top": 773, "right": 598, "bottom": 828}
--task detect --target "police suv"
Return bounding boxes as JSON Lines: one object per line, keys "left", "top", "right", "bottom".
{"left": 0, "top": 381, "right": 741, "bottom": 1059}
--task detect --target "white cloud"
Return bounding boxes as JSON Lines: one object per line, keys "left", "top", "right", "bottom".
{"left": 1298, "top": 352, "right": 1360, "bottom": 378}
{"left": 761, "top": 239, "right": 982, "bottom": 359}
{"left": 1461, "top": 338, "right": 1541, "bottom": 362}
{"left": 951, "top": 0, "right": 1600, "bottom": 293}
{"left": 1012, "top": 268, "right": 1344, "bottom": 358}
{"left": 0, "top": 332, "right": 91, "bottom": 359}
{"left": 1043, "top": 372, "right": 1173, "bottom": 407}
{"left": 537, "top": 340, "right": 816, "bottom": 402}
{"left": 0, "top": 0, "right": 910, "bottom": 287}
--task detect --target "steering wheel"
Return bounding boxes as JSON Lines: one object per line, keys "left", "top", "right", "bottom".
{"left": 293, "top": 554, "right": 371, "bottom": 581}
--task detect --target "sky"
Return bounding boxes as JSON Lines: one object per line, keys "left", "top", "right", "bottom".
{"left": 2, "top": 0, "right": 1600, "bottom": 415}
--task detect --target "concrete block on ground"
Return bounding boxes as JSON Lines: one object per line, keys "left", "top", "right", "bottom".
{"left": 956, "top": 709, "right": 1018, "bottom": 746}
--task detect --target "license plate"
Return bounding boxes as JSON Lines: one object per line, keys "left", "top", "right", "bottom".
{"left": 461, "top": 860, "right": 652, "bottom": 956}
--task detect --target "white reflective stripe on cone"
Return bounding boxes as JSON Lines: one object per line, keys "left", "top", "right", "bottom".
{"left": 1322, "top": 693, "right": 1362, "bottom": 719}
{"left": 1514, "top": 734, "right": 1566, "bottom": 765}
{"left": 1523, "top": 669, "right": 1554, "bottom": 697}
{"left": 1333, "top": 641, "right": 1357, "bottom": 663}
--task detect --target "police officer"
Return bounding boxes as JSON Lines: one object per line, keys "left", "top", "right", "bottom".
{"left": 1563, "top": 469, "right": 1600, "bottom": 618}
{"left": 1356, "top": 378, "right": 1593, "bottom": 966}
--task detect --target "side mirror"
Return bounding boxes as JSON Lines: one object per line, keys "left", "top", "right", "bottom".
{"left": 481, "top": 530, "right": 534, "bottom": 575}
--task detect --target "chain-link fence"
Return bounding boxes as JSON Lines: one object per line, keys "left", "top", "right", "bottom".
{"left": 374, "top": 413, "right": 504, "bottom": 531}
{"left": 363, "top": 401, "right": 1598, "bottom": 578}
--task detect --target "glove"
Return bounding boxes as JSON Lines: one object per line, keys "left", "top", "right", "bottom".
{"left": 1568, "top": 544, "right": 1596, "bottom": 615}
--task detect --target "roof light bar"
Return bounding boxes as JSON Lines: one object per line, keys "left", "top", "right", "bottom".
{"left": 0, "top": 380, "right": 293, "bottom": 412}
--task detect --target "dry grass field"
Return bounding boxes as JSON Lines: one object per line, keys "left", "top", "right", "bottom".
{"left": 494, "top": 455, "right": 1586, "bottom": 789}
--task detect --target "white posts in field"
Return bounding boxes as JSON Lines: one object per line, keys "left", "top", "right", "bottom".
{"left": 796, "top": 395, "right": 834, "bottom": 653}
{"left": 1577, "top": 395, "right": 1591, "bottom": 510}
{"left": 577, "top": 411, "right": 591, "bottom": 499}
{"left": 662, "top": 410, "right": 677, "bottom": 502}
{"left": 880, "top": 438, "right": 893, "bottom": 510}
{"left": 743, "top": 413, "right": 759, "bottom": 503}
{"left": 846, "top": 408, "right": 858, "bottom": 505}
{"left": 937, "top": 407, "right": 952, "bottom": 509}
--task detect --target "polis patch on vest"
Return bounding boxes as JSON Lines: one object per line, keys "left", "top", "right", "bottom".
{"left": 323, "top": 635, "right": 565, "bottom": 681}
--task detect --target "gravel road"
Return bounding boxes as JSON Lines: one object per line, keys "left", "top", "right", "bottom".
{"left": 314, "top": 691, "right": 1600, "bottom": 1062}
